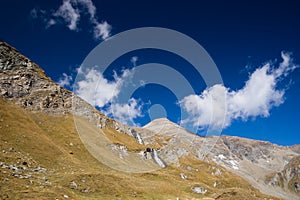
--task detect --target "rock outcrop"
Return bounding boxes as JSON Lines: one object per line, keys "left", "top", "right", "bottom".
{"left": 265, "top": 156, "right": 300, "bottom": 195}
{"left": 0, "top": 40, "right": 72, "bottom": 114}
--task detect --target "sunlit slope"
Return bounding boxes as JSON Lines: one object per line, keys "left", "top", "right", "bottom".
{"left": 0, "top": 98, "right": 281, "bottom": 199}
{"left": 74, "top": 116, "right": 160, "bottom": 173}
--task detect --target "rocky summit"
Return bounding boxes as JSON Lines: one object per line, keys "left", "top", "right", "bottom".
{"left": 0, "top": 40, "right": 72, "bottom": 114}
{"left": 0, "top": 40, "right": 299, "bottom": 199}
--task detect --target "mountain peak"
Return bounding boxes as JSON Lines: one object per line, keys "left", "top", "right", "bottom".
{"left": 143, "top": 118, "right": 184, "bottom": 135}
{"left": 0, "top": 40, "right": 41, "bottom": 73}
{"left": 0, "top": 41, "right": 73, "bottom": 114}
{"left": 144, "top": 117, "right": 179, "bottom": 128}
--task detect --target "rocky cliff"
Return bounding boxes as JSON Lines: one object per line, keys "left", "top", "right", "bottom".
{"left": 0, "top": 40, "right": 72, "bottom": 114}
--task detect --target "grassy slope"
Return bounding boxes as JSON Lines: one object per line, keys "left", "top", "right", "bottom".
{"left": 0, "top": 98, "right": 281, "bottom": 199}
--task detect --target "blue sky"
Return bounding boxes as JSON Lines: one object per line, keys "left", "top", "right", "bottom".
{"left": 1, "top": 0, "right": 300, "bottom": 145}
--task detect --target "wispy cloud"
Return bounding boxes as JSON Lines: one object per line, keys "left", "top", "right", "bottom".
{"left": 180, "top": 52, "right": 299, "bottom": 131}
{"left": 46, "top": 19, "right": 57, "bottom": 28}
{"left": 30, "top": 8, "right": 41, "bottom": 19}
{"left": 130, "top": 56, "right": 138, "bottom": 67}
{"left": 52, "top": 0, "right": 80, "bottom": 31}
{"left": 30, "top": 0, "right": 111, "bottom": 40}
{"left": 30, "top": 7, "right": 51, "bottom": 27}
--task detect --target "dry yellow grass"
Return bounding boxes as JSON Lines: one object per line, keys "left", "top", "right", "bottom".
{"left": 0, "top": 98, "right": 281, "bottom": 199}
{"left": 102, "top": 128, "right": 145, "bottom": 151}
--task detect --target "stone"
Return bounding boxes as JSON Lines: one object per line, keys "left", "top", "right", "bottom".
{"left": 191, "top": 186, "right": 207, "bottom": 194}
{"left": 70, "top": 181, "right": 77, "bottom": 189}
{"left": 180, "top": 173, "right": 187, "bottom": 179}
{"left": 81, "top": 187, "right": 89, "bottom": 193}
{"left": 32, "top": 167, "right": 46, "bottom": 173}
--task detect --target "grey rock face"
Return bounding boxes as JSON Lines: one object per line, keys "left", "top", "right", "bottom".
{"left": 265, "top": 156, "right": 300, "bottom": 196}
{"left": 0, "top": 40, "right": 72, "bottom": 114}
{"left": 143, "top": 118, "right": 300, "bottom": 199}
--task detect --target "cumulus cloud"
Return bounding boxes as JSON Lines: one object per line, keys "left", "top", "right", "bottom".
{"left": 31, "top": 0, "right": 111, "bottom": 40}
{"left": 74, "top": 67, "right": 141, "bottom": 123}
{"left": 108, "top": 98, "right": 143, "bottom": 125}
{"left": 76, "top": 68, "right": 120, "bottom": 107}
{"left": 180, "top": 84, "right": 227, "bottom": 130}
{"left": 58, "top": 73, "right": 73, "bottom": 87}
{"left": 180, "top": 52, "right": 298, "bottom": 131}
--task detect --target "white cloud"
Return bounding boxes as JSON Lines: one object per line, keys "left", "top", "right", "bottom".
{"left": 108, "top": 98, "right": 143, "bottom": 125}
{"left": 73, "top": 0, "right": 111, "bottom": 39}
{"left": 180, "top": 52, "right": 298, "bottom": 131}
{"left": 31, "top": 0, "right": 111, "bottom": 40}
{"left": 74, "top": 66, "right": 143, "bottom": 124}
{"left": 58, "top": 73, "right": 73, "bottom": 87}
{"left": 75, "top": 67, "right": 134, "bottom": 107}
{"left": 93, "top": 21, "right": 112, "bottom": 40}
{"left": 180, "top": 84, "right": 227, "bottom": 130}
{"left": 53, "top": 0, "right": 80, "bottom": 31}
{"left": 76, "top": 0, "right": 96, "bottom": 20}
{"left": 76, "top": 68, "right": 119, "bottom": 107}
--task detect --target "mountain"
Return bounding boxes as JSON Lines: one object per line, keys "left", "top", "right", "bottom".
{"left": 0, "top": 40, "right": 72, "bottom": 114}
{"left": 0, "top": 40, "right": 298, "bottom": 199}
{"left": 143, "top": 118, "right": 300, "bottom": 199}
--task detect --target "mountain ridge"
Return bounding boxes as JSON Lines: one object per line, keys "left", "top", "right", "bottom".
{"left": 141, "top": 117, "right": 300, "bottom": 199}
{"left": 1, "top": 40, "right": 299, "bottom": 199}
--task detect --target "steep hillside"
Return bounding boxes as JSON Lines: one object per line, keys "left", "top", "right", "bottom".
{"left": 0, "top": 40, "right": 288, "bottom": 199}
{"left": 265, "top": 155, "right": 300, "bottom": 195}
{"left": 211, "top": 136, "right": 300, "bottom": 199}
{"left": 0, "top": 98, "right": 279, "bottom": 199}
{"left": 143, "top": 118, "right": 300, "bottom": 199}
